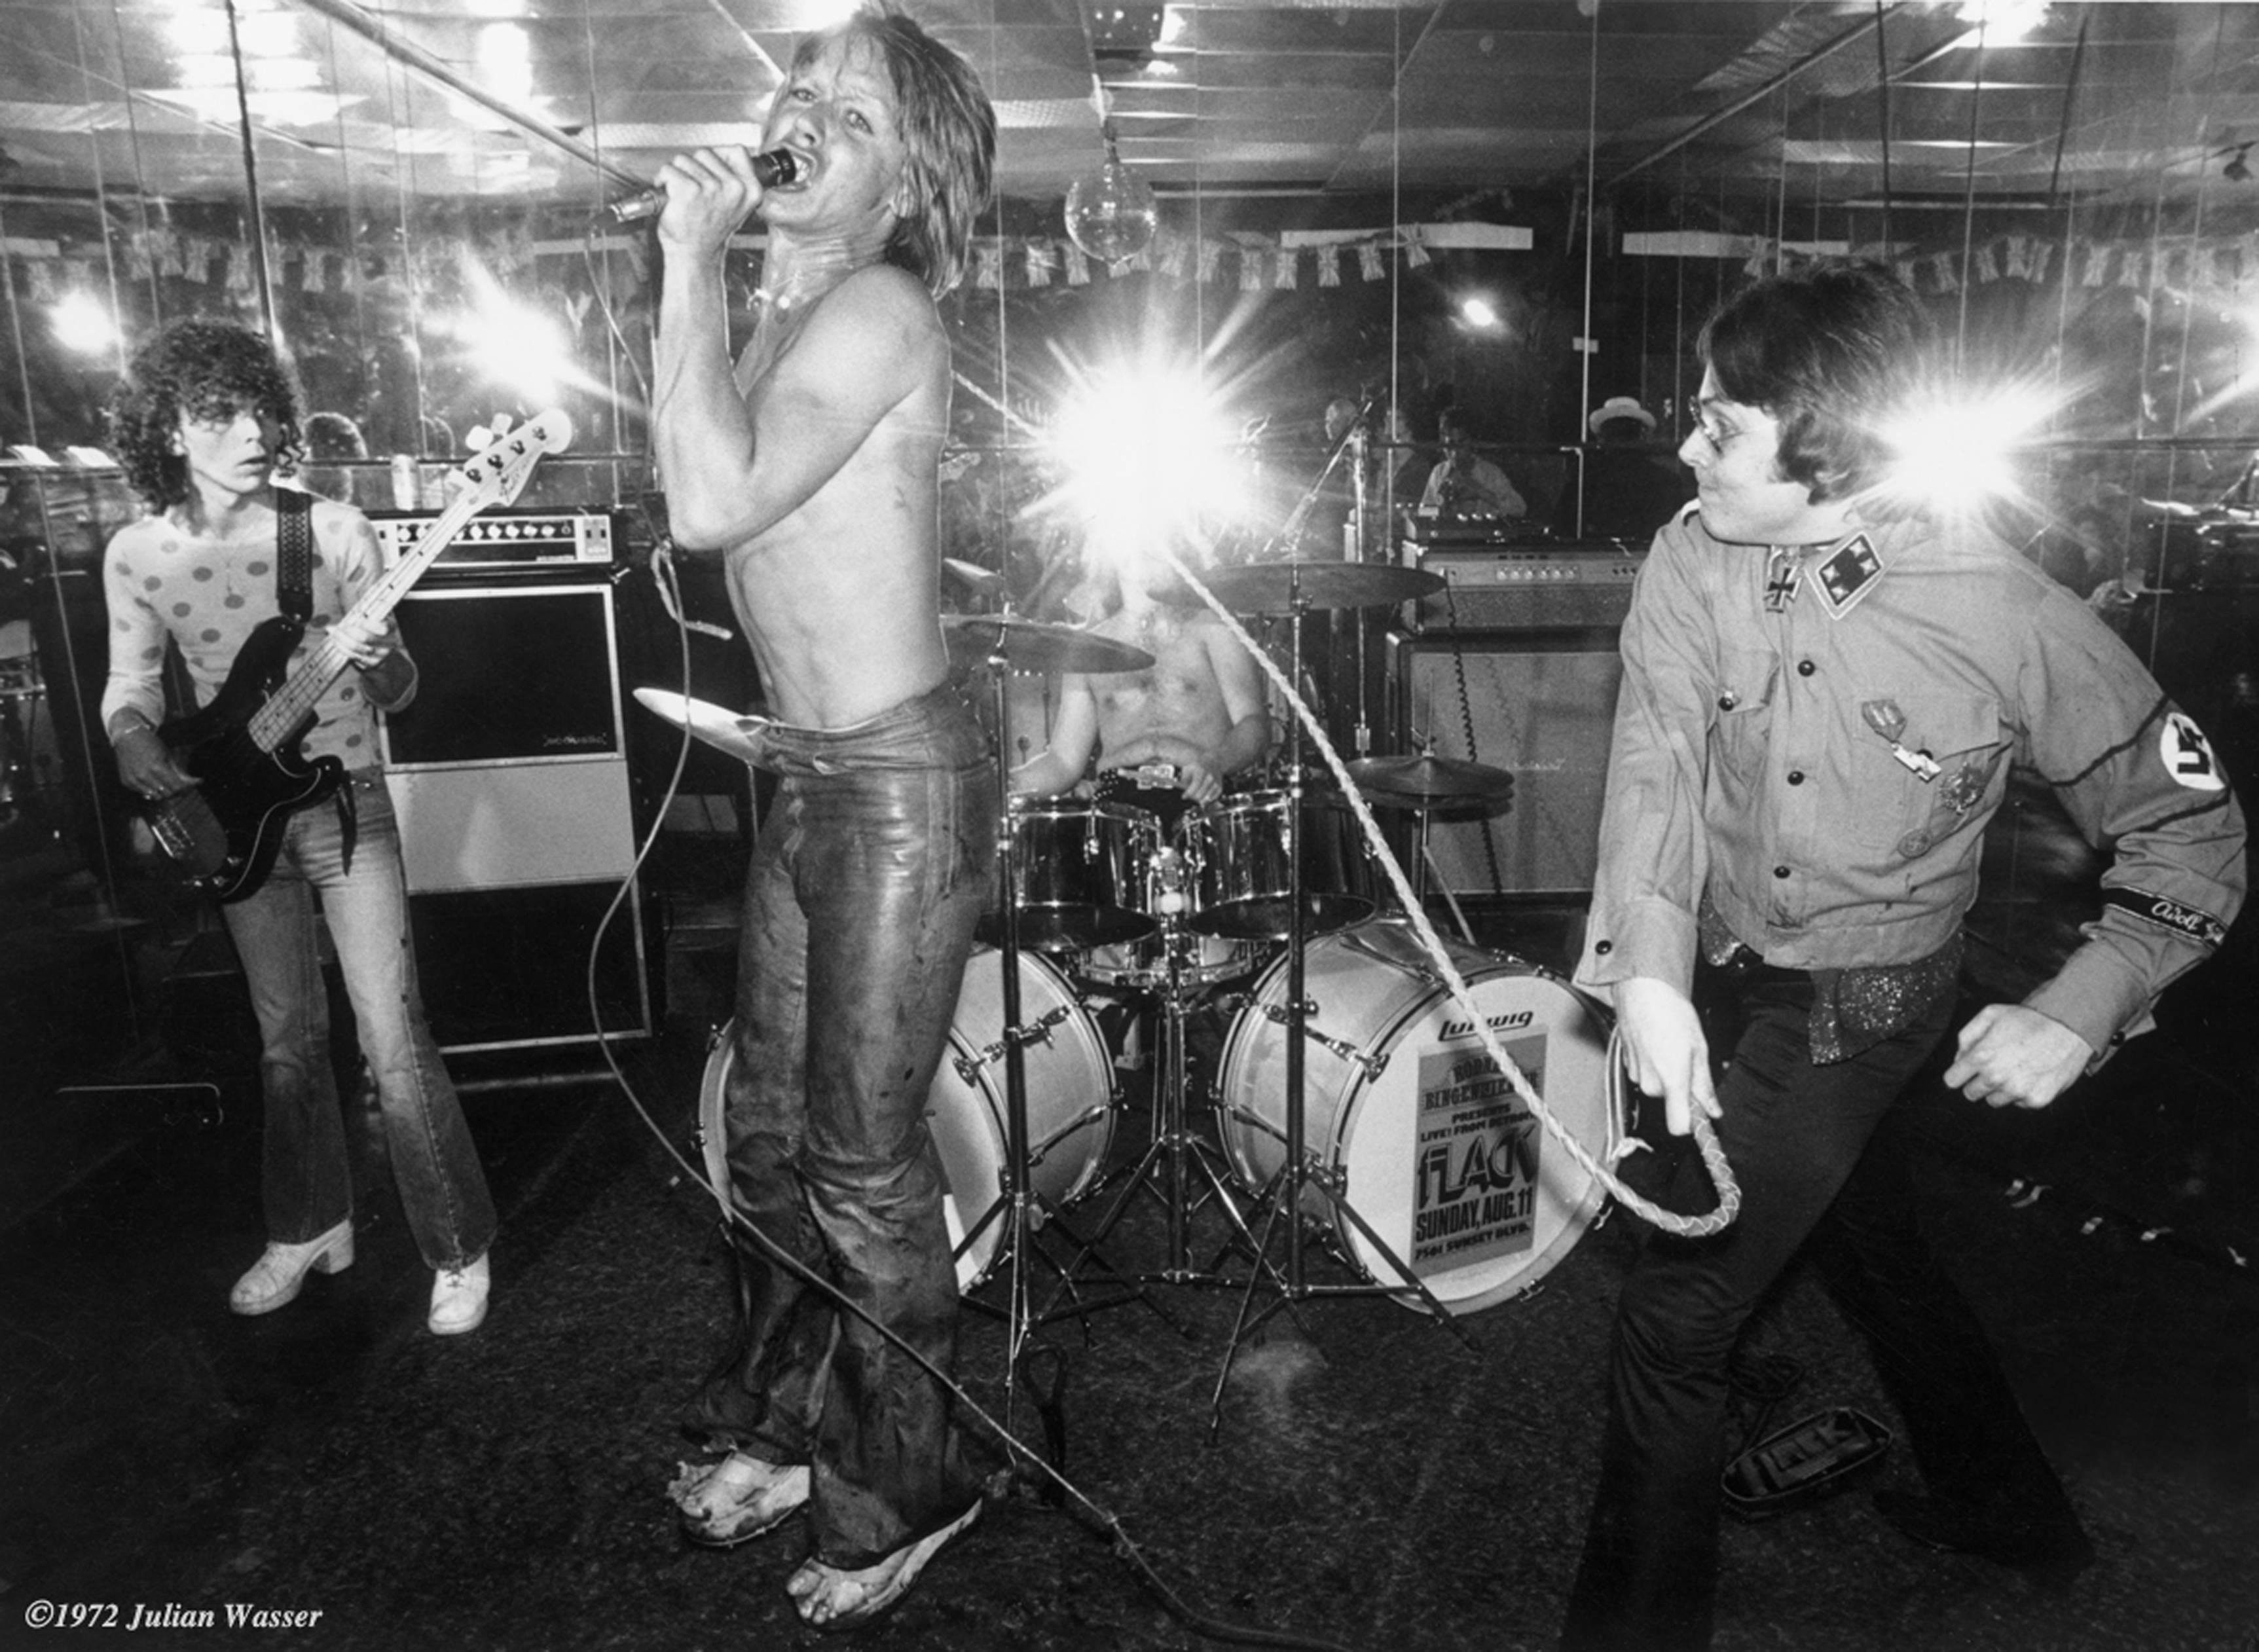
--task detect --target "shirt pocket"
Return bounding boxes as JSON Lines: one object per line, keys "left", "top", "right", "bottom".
{"left": 1709, "top": 646, "right": 1778, "bottom": 790}
{"left": 1849, "top": 689, "right": 2008, "bottom": 857}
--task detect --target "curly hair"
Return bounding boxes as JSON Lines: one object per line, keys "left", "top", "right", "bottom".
{"left": 107, "top": 316, "right": 304, "bottom": 511}
{"left": 1699, "top": 261, "right": 1936, "bottom": 505}
{"left": 791, "top": 4, "right": 995, "bottom": 297}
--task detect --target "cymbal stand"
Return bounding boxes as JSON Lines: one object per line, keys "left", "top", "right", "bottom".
{"left": 1400, "top": 799, "right": 1478, "bottom": 948}
{"left": 1207, "top": 579, "right": 1475, "bottom": 1438}
{"left": 968, "top": 644, "right": 1181, "bottom": 1420}
{"left": 1347, "top": 416, "right": 1373, "bottom": 758}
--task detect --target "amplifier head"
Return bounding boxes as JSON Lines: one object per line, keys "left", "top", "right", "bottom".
{"left": 1411, "top": 543, "right": 1644, "bottom": 631}
{"left": 372, "top": 506, "right": 619, "bottom": 575}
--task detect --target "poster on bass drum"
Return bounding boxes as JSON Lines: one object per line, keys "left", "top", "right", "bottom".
{"left": 1411, "top": 1033, "right": 1549, "bottom": 1272}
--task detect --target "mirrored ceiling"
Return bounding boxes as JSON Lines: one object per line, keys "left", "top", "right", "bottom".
{"left": 3, "top": 1, "right": 2255, "bottom": 206}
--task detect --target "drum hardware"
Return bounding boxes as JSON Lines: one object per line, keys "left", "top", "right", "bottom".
{"left": 1349, "top": 750, "right": 1516, "bottom": 945}
{"left": 997, "top": 797, "right": 1160, "bottom": 951}
{"left": 957, "top": 614, "right": 1189, "bottom": 1412}
{"left": 1247, "top": 999, "right": 1386, "bottom": 1079}
{"left": 1213, "top": 918, "right": 1618, "bottom": 1320}
{"left": 942, "top": 557, "right": 1009, "bottom": 604}
{"left": 951, "top": 995, "right": 1080, "bottom": 1088}
{"left": 942, "top": 613, "right": 1158, "bottom": 677}
{"left": 696, "top": 945, "right": 1117, "bottom": 1295}
{"left": 1195, "top": 561, "right": 1480, "bottom": 1436}
{"left": 1043, "top": 910, "right": 1272, "bottom": 1302}
{"left": 1182, "top": 788, "right": 1378, "bottom": 942}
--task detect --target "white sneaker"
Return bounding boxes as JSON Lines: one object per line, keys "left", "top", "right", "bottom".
{"left": 229, "top": 1218, "right": 356, "bottom": 1316}
{"left": 428, "top": 1255, "right": 490, "bottom": 1336}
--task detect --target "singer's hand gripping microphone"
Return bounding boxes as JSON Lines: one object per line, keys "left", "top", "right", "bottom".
{"left": 606, "top": 149, "right": 804, "bottom": 223}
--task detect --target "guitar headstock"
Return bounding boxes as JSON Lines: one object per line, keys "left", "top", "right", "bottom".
{"left": 451, "top": 410, "right": 574, "bottom": 511}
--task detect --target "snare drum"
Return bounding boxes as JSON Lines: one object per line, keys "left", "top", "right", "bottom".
{"left": 1005, "top": 798, "right": 1160, "bottom": 950}
{"left": 1072, "top": 925, "right": 1270, "bottom": 992}
{"left": 1216, "top": 917, "right": 1616, "bottom": 1315}
{"left": 1184, "top": 788, "right": 1379, "bottom": 942}
{"left": 700, "top": 945, "right": 1115, "bottom": 1290}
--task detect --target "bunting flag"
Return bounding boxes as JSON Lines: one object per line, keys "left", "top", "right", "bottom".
{"left": 10, "top": 215, "right": 2258, "bottom": 318}
{"left": 972, "top": 241, "right": 1004, "bottom": 291}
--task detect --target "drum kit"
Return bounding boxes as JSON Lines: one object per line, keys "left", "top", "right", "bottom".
{"left": 668, "top": 558, "right": 1620, "bottom": 1414}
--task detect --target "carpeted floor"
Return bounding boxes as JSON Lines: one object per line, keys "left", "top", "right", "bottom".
{"left": 3, "top": 822, "right": 2256, "bottom": 1652}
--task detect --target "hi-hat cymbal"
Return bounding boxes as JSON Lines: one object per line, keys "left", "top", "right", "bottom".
{"left": 1347, "top": 754, "right": 1518, "bottom": 804}
{"left": 1203, "top": 560, "right": 1444, "bottom": 614}
{"left": 633, "top": 688, "right": 773, "bottom": 766}
{"left": 942, "top": 557, "right": 1008, "bottom": 599}
{"left": 943, "top": 615, "right": 1155, "bottom": 675}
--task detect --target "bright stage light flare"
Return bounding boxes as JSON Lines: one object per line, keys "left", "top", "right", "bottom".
{"left": 1044, "top": 367, "right": 1247, "bottom": 569}
{"left": 1879, "top": 385, "right": 2058, "bottom": 516}
{"left": 50, "top": 291, "right": 118, "bottom": 357}
{"left": 456, "top": 266, "right": 568, "bottom": 407}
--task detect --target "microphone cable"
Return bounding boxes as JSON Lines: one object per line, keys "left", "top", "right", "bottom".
{"left": 568, "top": 536, "right": 1367, "bottom": 1652}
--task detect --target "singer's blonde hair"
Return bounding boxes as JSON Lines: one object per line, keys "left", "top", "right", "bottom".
{"left": 791, "top": 4, "right": 995, "bottom": 297}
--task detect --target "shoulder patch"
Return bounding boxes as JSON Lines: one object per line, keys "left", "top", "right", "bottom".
{"left": 2159, "top": 710, "right": 2227, "bottom": 792}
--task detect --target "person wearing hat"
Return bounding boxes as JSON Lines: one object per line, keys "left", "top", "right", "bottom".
{"left": 1555, "top": 393, "right": 1691, "bottom": 545}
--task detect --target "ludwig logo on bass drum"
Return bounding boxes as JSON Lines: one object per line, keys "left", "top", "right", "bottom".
{"left": 1439, "top": 1010, "right": 1535, "bottom": 1039}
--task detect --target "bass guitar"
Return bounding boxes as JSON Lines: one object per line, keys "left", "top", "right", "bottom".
{"left": 142, "top": 411, "right": 573, "bottom": 901}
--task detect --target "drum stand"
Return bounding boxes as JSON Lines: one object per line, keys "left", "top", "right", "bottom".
{"left": 1206, "top": 580, "right": 1476, "bottom": 1438}
{"left": 1046, "top": 911, "right": 1266, "bottom": 1298}
{"left": 963, "top": 638, "right": 1185, "bottom": 1422}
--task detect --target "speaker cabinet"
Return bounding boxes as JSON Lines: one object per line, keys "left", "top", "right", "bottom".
{"left": 1387, "top": 631, "right": 1624, "bottom": 896}
{"left": 382, "top": 581, "right": 655, "bottom": 1053}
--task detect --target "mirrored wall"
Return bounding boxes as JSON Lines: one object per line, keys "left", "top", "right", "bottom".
{"left": 5, "top": 0, "right": 2258, "bottom": 1064}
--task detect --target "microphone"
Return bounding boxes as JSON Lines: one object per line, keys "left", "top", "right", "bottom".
{"left": 604, "top": 149, "right": 806, "bottom": 224}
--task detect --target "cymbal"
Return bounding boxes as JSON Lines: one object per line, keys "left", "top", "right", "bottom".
{"left": 632, "top": 688, "right": 772, "bottom": 766}
{"left": 942, "top": 557, "right": 1008, "bottom": 598}
{"left": 943, "top": 615, "right": 1155, "bottom": 675}
{"left": 1202, "top": 560, "right": 1444, "bottom": 614}
{"left": 1347, "top": 754, "right": 1518, "bottom": 804}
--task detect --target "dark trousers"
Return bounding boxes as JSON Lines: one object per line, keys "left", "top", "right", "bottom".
{"left": 691, "top": 681, "right": 997, "bottom": 1571}
{"left": 1560, "top": 970, "right": 2083, "bottom": 1651}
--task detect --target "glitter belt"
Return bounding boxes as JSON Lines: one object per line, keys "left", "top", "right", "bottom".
{"left": 1699, "top": 893, "right": 1962, "bottom": 1065}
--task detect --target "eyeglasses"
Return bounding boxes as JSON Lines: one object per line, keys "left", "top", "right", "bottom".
{"left": 1687, "top": 407, "right": 1748, "bottom": 455}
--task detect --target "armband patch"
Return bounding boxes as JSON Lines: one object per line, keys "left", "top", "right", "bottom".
{"left": 2158, "top": 711, "right": 2226, "bottom": 792}
{"left": 2103, "top": 887, "right": 2228, "bottom": 948}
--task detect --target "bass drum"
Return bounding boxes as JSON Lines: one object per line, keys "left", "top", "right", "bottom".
{"left": 700, "top": 945, "right": 1115, "bottom": 1290}
{"left": 1216, "top": 917, "right": 1617, "bottom": 1315}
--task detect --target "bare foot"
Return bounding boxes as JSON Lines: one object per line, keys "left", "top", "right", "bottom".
{"left": 667, "top": 1452, "right": 809, "bottom": 1548}
{"left": 786, "top": 1501, "right": 982, "bottom": 1630}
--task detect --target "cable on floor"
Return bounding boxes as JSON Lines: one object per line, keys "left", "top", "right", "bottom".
{"left": 570, "top": 544, "right": 1367, "bottom": 1652}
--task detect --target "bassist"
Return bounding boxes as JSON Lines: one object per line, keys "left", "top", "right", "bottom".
{"left": 100, "top": 317, "right": 497, "bottom": 1336}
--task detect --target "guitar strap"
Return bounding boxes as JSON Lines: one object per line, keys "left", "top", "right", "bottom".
{"left": 273, "top": 491, "right": 358, "bottom": 873}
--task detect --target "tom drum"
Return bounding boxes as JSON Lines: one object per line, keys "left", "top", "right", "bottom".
{"left": 1004, "top": 799, "right": 1160, "bottom": 950}
{"left": 1216, "top": 916, "right": 1617, "bottom": 1315}
{"left": 700, "top": 945, "right": 1115, "bottom": 1290}
{"left": 1184, "top": 788, "right": 1378, "bottom": 942}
